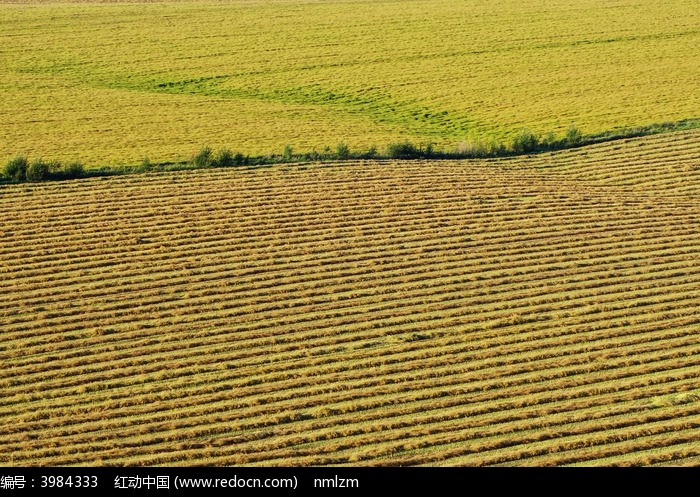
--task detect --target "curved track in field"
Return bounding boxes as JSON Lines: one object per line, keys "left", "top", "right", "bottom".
{"left": 1, "top": 130, "right": 699, "bottom": 466}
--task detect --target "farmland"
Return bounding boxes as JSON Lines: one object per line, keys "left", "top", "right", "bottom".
{"left": 1, "top": 129, "right": 699, "bottom": 466}
{"left": 1, "top": 0, "right": 700, "bottom": 166}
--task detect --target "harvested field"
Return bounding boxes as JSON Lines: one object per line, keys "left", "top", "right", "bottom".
{"left": 1, "top": 130, "right": 699, "bottom": 466}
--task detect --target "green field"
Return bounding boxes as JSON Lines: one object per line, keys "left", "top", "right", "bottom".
{"left": 1, "top": 0, "right": 699, "bottom": 166}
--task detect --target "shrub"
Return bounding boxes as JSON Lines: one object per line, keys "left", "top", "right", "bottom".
{"left": 487, "top": 140, "right": 507, "bottom": 156}
{"left": 233, "top": 152, "right": 247, "bottom": 166}
{"left": 26, "top": 158, "right": 51, "bottom": 181}
{"left": 564, "top": 124, "right": 582, "bottom": 146}
{"left": 214, "top": 148, "right": 234, "bottom": 167}
{"left": 302, "top": 150, "right": 320, "bottom": 161}
{"left": 138, "top": 157, "right": 153, "bottom": 172}
{"left": 63, "top": 161, "right": 85, "bottom": 179}
{"left": 192, "top": 146, "right": 213, "bottom": 167}
{"left": 511, "top": 129, "right": 540, "bottom": 154}
{"left": 4, "top": 155, "right": 28, "bottom": 182}
{"left": 336, "top": 142, "right": 350, "bottom": 160}
{"left": 387, "top": 141, "right": 419, "bottom": 159}
{"left": 540, "top": 131, "right": 559, "bottom": 149}
{"left": 283, "top": 144, "right": 294, "bottom": 161}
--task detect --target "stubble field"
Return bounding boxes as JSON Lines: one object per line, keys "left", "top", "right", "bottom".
{"left": 1, "top": 129, "right": 699, "bottom": 466}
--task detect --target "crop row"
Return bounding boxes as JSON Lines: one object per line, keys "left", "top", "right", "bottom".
{"left": 2, "top": 130, "right": 699, "bottom": 465}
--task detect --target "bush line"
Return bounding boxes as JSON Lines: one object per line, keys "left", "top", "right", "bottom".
{"left": 2, "top": 156, "right": 86, "bottom": 182}
{"left": 3, "top": 119, "right": 698, "bottom": 184}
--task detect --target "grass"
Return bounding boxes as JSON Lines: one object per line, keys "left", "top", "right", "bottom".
{"left": 1, "top": 0, "right": 699, "bottom": 166}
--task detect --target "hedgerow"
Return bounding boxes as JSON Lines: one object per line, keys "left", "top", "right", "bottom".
{"left": 3, "top": 119, "right": 697, "bottom": 184}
